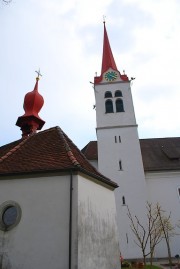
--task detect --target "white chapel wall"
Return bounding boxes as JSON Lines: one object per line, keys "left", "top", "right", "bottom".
{"left": 77, "top": 174, "right": 121, "bottom": 269}
{"left": 0, "top": 174, "right": 71, "bottom": 269}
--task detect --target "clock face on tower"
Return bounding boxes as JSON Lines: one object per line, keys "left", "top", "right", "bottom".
{"left": 104, "top": 71, "right": 118, "bottom": 82}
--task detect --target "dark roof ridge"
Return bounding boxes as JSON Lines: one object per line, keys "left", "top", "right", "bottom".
{"left": 36, "top": 126, "right": 59, "bottom": 134}
{"left": 140, "top": 137, "right": 180, "bottom": 141}
{"left": 0, "top": 136, "right": 30, "bottom": 163}
{"left": 56, "top": 126, "right": 81, "bottom": 167}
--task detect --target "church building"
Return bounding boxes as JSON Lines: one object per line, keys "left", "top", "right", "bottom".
{"left": 82, "top": 22, "right": 180, "bottom": 259}
{"left": 0, "top": 74, "right": 121, "bottom": 268}
{"left": 0, "top": 21, "right": 180, "bottom": 268}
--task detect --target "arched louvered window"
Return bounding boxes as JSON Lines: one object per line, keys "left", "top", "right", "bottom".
{"left": 105, "top": 99, "right": 114, "bottom": 113}
{"left": 115, "top": 90, "right": 122, "bottom": 97}
{"left": 116, "top": 99, "right": 124, "bottom": 112}
{"left": 105, "top": 91, "right": 112, "bottom": 98}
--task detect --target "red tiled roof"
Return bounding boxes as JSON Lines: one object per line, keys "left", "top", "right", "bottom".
{"left": 0, "top": 127, "right": 117, "bottom": 188}
{"left": 82, "top": 138, "right": 180, "bottom": 171}
{"left": 81, "top": 141, "right": 98, "bottom": 160}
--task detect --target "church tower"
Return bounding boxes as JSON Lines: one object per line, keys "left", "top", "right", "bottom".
{"left": 94, "top": 22, "right": 147, "bottom": 258}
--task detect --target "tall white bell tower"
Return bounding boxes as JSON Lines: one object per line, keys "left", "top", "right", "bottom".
{"left": 94, "top": 22, "right": 147, "bottom": 258}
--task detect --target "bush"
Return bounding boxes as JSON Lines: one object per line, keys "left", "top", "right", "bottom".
{"left": 121, "top": 261, "right": 131, "bottom": 268}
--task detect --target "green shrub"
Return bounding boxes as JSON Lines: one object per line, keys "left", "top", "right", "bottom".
{"left": 121, "top": 261, "right": 131, "bottom": 268}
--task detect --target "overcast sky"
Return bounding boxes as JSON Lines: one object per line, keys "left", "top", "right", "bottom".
{"left": 0, "top": 0, "right": 180, "bottom": 149}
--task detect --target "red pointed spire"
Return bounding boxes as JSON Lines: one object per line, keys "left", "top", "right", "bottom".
{"left": 101, "top": 21, "right": 118, "bottom": 74}
{"left": 16, "top": 72, "right": 45, "bottom": 138}
{"left": 94, "top": 22, "right": 129, "bottom": 84}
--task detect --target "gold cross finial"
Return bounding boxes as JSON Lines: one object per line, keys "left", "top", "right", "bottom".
{"left": 103, "top": 15, "right": 106, "bottom": 24}
{"left": 35, "top": 69, "right": 42, "bottom": 80}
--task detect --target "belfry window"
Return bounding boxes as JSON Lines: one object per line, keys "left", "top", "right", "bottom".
{"left": 116, "top": 99, "right": 124, "bottom": 112}
{"left": 122, "top": 196, "right": 126, "bottom": 205}
{"left": 105, "top": 91, "right": 112, "bottom": 98}
{"left": 115, "top": 90, "right": 122, "bottom": 97}
{"left": 105, "top": 100, "right": 114, "bottom": 113}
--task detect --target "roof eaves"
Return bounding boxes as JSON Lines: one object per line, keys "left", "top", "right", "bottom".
{"left": 0, "top": 167, "right": 79, "bottom": 177}
{"left": 78, "top": 167, "right": 118, "bottom": 189}
{"left": 144, "top": 167, "right": 180, "bottom": 172}
{"left": 0, "top": 166, "right": 118, "bottom": 189}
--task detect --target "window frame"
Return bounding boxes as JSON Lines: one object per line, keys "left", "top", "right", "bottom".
{"left": 116, "top": 98, "right": 124, "bottom": 112}
{"left": 105, "top": 99, "right": 114, "bottom": 113}
{"left": 115, "top": 90, "right": 123, "bottom": 97}
{"left": 0, "top": 201, "right": 22, "bottom": 231}
{"left": 104, "top": 91, "right": 112, "bottom": 98}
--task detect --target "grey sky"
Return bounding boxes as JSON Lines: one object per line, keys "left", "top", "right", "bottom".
{"left": 0, "top": 0, "right": 180, "bottom": 149}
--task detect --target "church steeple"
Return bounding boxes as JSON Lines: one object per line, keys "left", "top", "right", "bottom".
{"left": 16, "top": 71, "right": 45, "bottom": 138}
{"left": 93, "top": 22, "right": 147, "bottom": 259}
{"left": 101, "top": 21, "right": 118, "bottom": 74}
{"left": 94, "top": 22, "right": 128, "bottom": 84}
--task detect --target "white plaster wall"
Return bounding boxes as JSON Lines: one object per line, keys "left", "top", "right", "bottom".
{"left": 94, "top": 77, "right": 147, "bottom": 259}
{"left": 97, "top": 126, "right": 147, "bottom": 259}
{"left": 0, "top": 174, "right": 71, "bottom": 269}
{"left": 77, "top": 175, "right": 121, "bottom": 269}
{"left": 146, "top": 171, "right": 180, "bottom": 258}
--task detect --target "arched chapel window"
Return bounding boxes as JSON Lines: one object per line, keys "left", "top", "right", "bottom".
{"left": 105, "top": 100, "right": 114, "bottom": 113}
{"left": 115, "top": 90, "right": 122, "bottom": 97}
{"left": 116, "top": 99, "right": 124, "bottom": 112}
{"left": 105, "top": 91, "right": 112, "bottom": 98}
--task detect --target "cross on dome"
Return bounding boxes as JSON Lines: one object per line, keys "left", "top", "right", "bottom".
{"left": 35, "top": 69, "right": 42, "bottom": 80}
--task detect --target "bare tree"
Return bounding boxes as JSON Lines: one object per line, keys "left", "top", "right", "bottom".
{"left": 156, "top": 204, "right": 176, "bottom": 269}
{"left": 127, "top": 202, "right": 162, "bottom": 267}
{"left": 128, "top": 202, "right": 177, "bottom": 268}
{"left": 148, "top": 203, "right": 163, "bottom": 267}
